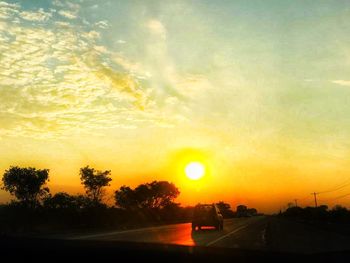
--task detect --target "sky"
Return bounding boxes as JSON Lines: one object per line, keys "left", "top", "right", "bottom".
{"left": 1, "top": 0, "right": 350, "bottom": 213}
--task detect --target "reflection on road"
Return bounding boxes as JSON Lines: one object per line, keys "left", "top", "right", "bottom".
{"left": 70, "top": 217, "right": 266, "bottom": 247}
{"left": 66, "top": 216, "right": 350, "bottom": 253}
{"left": 136, "top": 223, "right": 196, "bottom": 246}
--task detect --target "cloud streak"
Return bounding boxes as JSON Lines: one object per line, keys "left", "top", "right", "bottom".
{"left": 332, "top": 80, "right": 350, "bottom": 87}
{"left": 58, "top": 10, "right": 77, "bottom": 19}
{"left": 147, "top": 19, "right": 166, "bottom": 40}
{"left": 0, "top": 2, "right": 191, "bottom": 139}
{"left": 20, "top": 8, "right": 52, "bottom": 21}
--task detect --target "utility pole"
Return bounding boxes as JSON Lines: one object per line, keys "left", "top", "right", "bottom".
{"left": 311, "top": 192, "right": 318, "bottom": 207}
{"left": 294, "top": 199, "right": 298, "bottom": 207}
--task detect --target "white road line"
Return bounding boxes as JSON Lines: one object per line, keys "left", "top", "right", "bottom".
{"left": 69, "top": 223, "right": 188, "bottom": 240}
{"left": 206, "top": 224, "right": 249, "bottom": 246}
{"left": 261, "top": 227, "right": 267, "bottom": 246}
{"left": 70, "top": 219, "right": 237, "bottom": 240}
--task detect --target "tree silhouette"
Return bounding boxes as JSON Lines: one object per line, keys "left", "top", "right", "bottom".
{"left": 148, "top": 181, "right": 180, "bottom": 209}
{"left": 1, "top": 166, "right": 50, "bottom": 208}
{"left": 79, "top": 166, "right": 112, "bottom": 205}
{"left": 44, "top": 192, "right": 88, "bottom": 210}
{"left": 114, "top": 186, "right": 138, "bottom": 210}
{"left": 216, "top": 201, "right": 234, "bottom": 218}
{"left": 115, "top": 181, "right": 180, "bottom": 210}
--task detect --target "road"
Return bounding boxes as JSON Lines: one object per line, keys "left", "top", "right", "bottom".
{"left": 69, "top": 216, "right": 268, "bottom": 249}
{"left": 68, "top": 216, "right": 350, "bottom": 253}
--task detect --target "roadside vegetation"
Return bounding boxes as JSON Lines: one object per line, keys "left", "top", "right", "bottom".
{"left": 0, "top": 165, "right": 245, "bottom": 235}
{"left": 281, "top": 205, "right": 350, "bottom": 224}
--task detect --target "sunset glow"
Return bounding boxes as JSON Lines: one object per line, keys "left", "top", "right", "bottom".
{"left": 1, "top": 0, "right": 350, "bottom": 214}
{"left": 185, "top": 162, "right": 205, "bottom": 180}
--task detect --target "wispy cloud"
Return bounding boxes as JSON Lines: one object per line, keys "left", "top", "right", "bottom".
{"left": 113, "top": 54, "right": 151, "bottom": 79}
{"left": 147, "top": 19, "right": 166, "bottom": 39}
{"left": 0, "top": 2, "right": 189, "bottom": 138}
{"left": 20, "top": 8, "right": 52, "bottom": 22}
{"left": 56, "top": 0, "right": 80, "bottom": 20}
{"left": 331, "top": 80, "right": 350, "bottom": 87}
{"left": 0, "top": 1, "right": 19, "bottom": 19}
{"left": 0, "top": 1, "right": 19, "bottom": 8}
{"left": 52, "top": 0, "right": 64, "bottom": 7}
{"left": 58, "top": 10, "right": 77, "bottom": 19}
{"left": 95, "top": 20, "right": 109, "bottom": 29}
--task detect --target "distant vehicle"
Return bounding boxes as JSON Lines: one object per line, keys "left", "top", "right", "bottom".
{"left": 236, "top": 205, "right": 248, "bottom": 217}
{"left": 247, "top": 208, "right": 258, "bottom": 217}
{"left": 236, "top": 205, "right": 258, "bottom": 217}
{"left": 192, "top": 204, "right": 224, "bottom": 231}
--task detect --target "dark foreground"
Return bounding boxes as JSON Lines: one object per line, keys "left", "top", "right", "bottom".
{"left": 65, "top": 216, "right": 350, "bottom": 253}
{"left": 1, "top": 236, "right": 350, "bottom": 263}
{"left": 2, "top": 216, "right": 350, "bottom": 262}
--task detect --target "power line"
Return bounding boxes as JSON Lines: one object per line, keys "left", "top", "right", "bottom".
{"left": 303, "top": 178, "right": 350, "bottom": 208}
{"left": 318, "top": 178, "right": 350, "bottom": 194}
{"left": 318, "top": 182, "right": 350, "bottom": 194}
{"left": 293, "top": 195, "right": 312, "bottom": 205}
{"left": 285, "top": 178, "right": 350, "bottom": 210}
{"left": 317, "top": 198, "right": 330, "bottom": 203}
{"left": 298, "top": 195, "right": 311, "bottom": 201}
{"left": 330, "top": 193, "right": 350, "bottom": 201}
{"left": 307, "top": 192, "right": 350, "bottom": 205}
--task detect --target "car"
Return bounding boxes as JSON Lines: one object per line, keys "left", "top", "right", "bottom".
{"left": 192, "top": 204, "right": 224, "bottom": 231}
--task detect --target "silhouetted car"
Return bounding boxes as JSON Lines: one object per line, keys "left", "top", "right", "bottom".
{"left": 192, "top": 204, "right": 223, "bottom": 231}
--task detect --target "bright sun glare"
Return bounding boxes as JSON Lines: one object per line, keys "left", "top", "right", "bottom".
{"left": 185, "top": 162, "right": 205, "bottom": 180}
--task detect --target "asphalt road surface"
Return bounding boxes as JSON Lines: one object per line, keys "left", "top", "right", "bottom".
{"left": 69, "top": 216, "right": 268, "bottom": 249}
{"left": 68, "top": 216, "right": 350, "bottom": 253}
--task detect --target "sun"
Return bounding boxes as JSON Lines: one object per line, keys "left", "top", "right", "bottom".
{"left": 185, "top": 162, "right": 205, "bottom": 180}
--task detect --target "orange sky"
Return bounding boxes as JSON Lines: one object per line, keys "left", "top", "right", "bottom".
{"left": 1, "top": 1, "right": 350, "bottom": 214}
{"left": 1, "top": 131, "right": 350, "bottom": 214}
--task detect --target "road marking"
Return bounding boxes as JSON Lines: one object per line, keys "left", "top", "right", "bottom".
{"left": 261, "top": 221, "right": 269, "bottom": 247}
{"left": 261, "top": 228, "right": 266, "bottom": 246}
{"left": 206, "top": 224, "right": 249, "bottom": 246}
{"left": 69, "top": 223, "right": 189, "bottom": 240}
{"left": 70, "top": 219, "right": 237, "bottom": 240}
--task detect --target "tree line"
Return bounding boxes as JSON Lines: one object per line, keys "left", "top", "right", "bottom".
{"left": 1, "top": 165, "right": 179, "bottom": 210}
{"left": 281, "top": 204, "right": 350, "bottom": 224}
{"left": 0, "top": 165, "right": 237, "bottom": 234}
